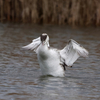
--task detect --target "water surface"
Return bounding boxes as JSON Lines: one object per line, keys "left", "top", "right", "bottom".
{"left": 0, "top": 23, "right": 100, "bottom": 100}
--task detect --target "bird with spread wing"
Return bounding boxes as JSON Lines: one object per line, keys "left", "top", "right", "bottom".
{"left": 23, "top": 33, "right": 89, "bottom": 77}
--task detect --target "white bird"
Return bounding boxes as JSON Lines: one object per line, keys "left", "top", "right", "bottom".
{"left": 23, "top": 33, "right": 89, "bottom": 77}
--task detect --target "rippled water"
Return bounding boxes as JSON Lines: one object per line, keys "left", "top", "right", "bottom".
{"left": 0, "top": 23, "right": 100, "bottom": 100}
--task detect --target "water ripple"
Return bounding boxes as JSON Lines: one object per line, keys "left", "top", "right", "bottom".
{"left": 0, "top": 24, "right": 100, "bottom": 100}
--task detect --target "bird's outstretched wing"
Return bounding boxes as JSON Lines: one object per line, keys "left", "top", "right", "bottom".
{"left": 22, "top": 37, "right": 41, "bottom": 53}
{"left": 60, "top": 39, "right": 89, "bottom": 67}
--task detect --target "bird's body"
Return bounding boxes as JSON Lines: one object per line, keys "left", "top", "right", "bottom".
{"left": 37, "top": 44, "right": 64, "bottom": 77}
{"left": 23, "top": 33, "right": 89, "bottom": 77}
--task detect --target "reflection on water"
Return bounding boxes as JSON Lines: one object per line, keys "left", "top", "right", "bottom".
{"left": 0, "top": 23, "right": 100, "bottom": 100}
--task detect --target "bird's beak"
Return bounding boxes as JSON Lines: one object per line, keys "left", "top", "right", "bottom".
{"left": 41, "top": 34, "right": 47, "bottom": 45}
{"left": 42, "top": 41, "right": 45, "bottom": 45}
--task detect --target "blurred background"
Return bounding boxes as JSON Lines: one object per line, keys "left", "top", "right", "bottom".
{"left": 0, "top": 0, "right": 100, "bottom": 26}
{"left": 0, "top": 0, "right": 100, "bottom": 100}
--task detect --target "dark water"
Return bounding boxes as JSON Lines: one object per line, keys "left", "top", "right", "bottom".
{"left": 0, "top": 23, "right": 100, "bottom": 100}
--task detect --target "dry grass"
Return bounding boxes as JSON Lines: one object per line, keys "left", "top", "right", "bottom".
{"left": 0, "top": 0, "right": 100, "bottom": 26}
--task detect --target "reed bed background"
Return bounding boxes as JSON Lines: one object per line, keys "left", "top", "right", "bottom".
{"left": 0, "top": 0, "right": 100, "bottom": 26}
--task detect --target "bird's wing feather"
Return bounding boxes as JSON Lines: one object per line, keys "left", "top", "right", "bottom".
{"left": 22, "top": 37, "right": 41, "bottom": 53}
{"left": 60, "top": 39, "right": 89, "bottom": 66}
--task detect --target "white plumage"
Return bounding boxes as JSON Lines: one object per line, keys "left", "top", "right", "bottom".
{"left": 23, "top": 33, "right": 89, "bottom": 77}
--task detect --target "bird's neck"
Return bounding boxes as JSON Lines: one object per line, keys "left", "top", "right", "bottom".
{"left": 38, "top": 43, "right": 49, "bottom": 60}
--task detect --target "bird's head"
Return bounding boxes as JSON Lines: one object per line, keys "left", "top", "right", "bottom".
{"left": 40, "top": 33, "right": 49, "bottom": 45}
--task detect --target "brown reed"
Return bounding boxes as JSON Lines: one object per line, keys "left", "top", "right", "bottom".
{"left": 0, "top": 0, "right": 100, "bottom": 26}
